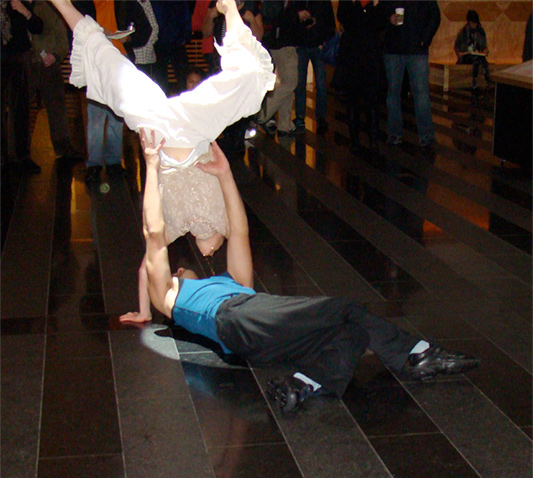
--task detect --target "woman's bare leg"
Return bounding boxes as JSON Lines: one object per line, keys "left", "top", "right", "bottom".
{"left": 217, "top": 0, "right": 243, "bottom": 32}
{"left": 49, "top": 0, "right": 84, "bottom": 31}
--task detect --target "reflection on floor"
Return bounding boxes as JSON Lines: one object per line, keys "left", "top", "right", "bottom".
{"left": 2, "top": 82, "right": 531, "bottom": 478}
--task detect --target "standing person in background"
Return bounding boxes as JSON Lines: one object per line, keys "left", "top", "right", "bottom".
{"left": 76, "top": 0, "right": 152, "bottom": 183}
{"left": 257, "top": 0, "right": 301, "bottom": 137}
{"left": 337, "top": 0, "right": 384, "bottom": 154}
{"left": 30, "top": 0, "right": 81, "bottom": 162}
{"left": 292, "top": 0, "right": 336, "bottom": 136}
{"left": 151, "top": 0, "right": 191, "bottom": 95}
{"left": 204, "top": 0, "right": 263, "bottom": 71}
{"left": 454, "top": 10, "right": 493, "bottom": 92}
{"left": 203, "top": 0, "right": 263, "bottom": 155}
{"left": 133, "top": 0, "right": 158, "bottom": 80}
{"left": 382, "top": 1, "right": 440, "bottom": 149}
{"left": 1, "top": 0, "right": 43, "bottom": 174}
{"left": 192, "top": 0, "right": 216, "bottom": 74}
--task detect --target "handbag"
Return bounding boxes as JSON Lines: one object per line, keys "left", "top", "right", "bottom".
{"left": 320, "top": 32, "right": 341, "bottom": 66}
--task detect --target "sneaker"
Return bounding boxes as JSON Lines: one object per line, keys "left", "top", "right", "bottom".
{"left": 402, "top": 342, "right": 480, "bottom": 381}
{"left": 420, "top": 136, "right": 435, "bottom": 148}
{"left": 106, "top": 163, "right": 126, "bottom": 178}
{"left": 267, "top": 375, "right": 320, "bottom": 413}
{"left": 386, "top": 135, "right": 402, "bottom": 145}
{"left": 291, "top": 118, "right": 306, "bottom": 135}
{"left": 259, "top": 119, "right": 277, "bottom": 136}
{"left": 84, "top": 165, "right": 102, "bottom": 183}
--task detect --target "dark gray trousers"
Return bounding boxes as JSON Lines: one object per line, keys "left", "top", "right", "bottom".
{"left": 216, "top": 293, "right": 419, "bottom": 397}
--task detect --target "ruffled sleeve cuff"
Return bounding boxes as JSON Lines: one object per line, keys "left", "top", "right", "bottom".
{"left": 215, "top": 23, "right": 276, "bottom": 94}
{"left": 69, "top": 15, "right": 104, "bottom": 88}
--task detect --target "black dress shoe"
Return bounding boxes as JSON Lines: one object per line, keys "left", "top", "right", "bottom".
{"left": 316, "top": 119, "right": 328, "bottom": 135}
{"left": 267, "top": 376, "right": 319, "bottom": 413}
{"left": 106, "top": 163, "right": 126, "bottom": 178}
{"left": 18, "top": 158, "right": 41, "bottom": 174}
{"left": 84, "top": 165, "right": 102, "bottom": 183}
{"left": 403, "top": 343, "right": 480, "bottom": 381}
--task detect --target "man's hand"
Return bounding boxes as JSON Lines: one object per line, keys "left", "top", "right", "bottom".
{"left": 196, "top": 141, "right": 230, "bottom": 178}
{"left": 139, "top": 128, "right": 165, "bottom": 168}
{"left": 119, "top": 311, "right": 152, "bottom": 323}
{"left": 42, "top": 52, "right": 56, "bottom": 67}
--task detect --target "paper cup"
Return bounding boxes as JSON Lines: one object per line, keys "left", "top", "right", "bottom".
{"left": 396, "top": 8, "right": 404, "bottom": 25}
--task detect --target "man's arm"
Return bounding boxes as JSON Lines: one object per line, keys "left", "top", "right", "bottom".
{"left": 139, "top": 129, "right": 177, "bottom": 318}
{"left": 196, "top": 142, "right": 253, "bottom": 288}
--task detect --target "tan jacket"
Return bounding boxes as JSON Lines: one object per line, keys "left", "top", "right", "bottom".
{"left": 31, "top": 1, "right": 69, "bottom": 63}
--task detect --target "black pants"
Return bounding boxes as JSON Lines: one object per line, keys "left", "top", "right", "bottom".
{"left": 2, "top": 51, "right": 33, "bottom": 161}
{"left": 216, "top": 294, "right": 418, "bottom": 397}
{"left": 458, "top": 54, "right": 490, "bottom": 83}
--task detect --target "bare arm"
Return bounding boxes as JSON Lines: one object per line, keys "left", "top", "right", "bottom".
{"left": 138, "top": 129, "right": 178, "bottom": 318}
{"left": 119, "top": 256, "right": 153, "bottom": 323}
{"left": 202, "top": 6, "right": 218, "bottom": 38}
{"left": 49, "top": 0, "right": 83, "bottom": 31}
{"left": 242, "top": 10, "right": 264, "bottom": 42}
{"left": 196, "top": 142, "right": 253, "bottom": 288}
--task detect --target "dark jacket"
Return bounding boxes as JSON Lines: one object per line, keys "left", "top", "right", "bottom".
{"left": 151, "top": 0, "right": 191, "bottom": 50}
{"left": 336, "top": 0, "right": 385, "bottom": 97}
{"left": 4, "top": 1, "right": 43, "bottom": 54}
{"left": 382, "top": 1, "right": 440, "bottom": 55}
{"left": 261, "top": 0, "right": 301, "bottom": 50}
{"left": 454, "top": 23, "right": 488, "bottom": 55}
{"left": 76, "top": 0, "right": 152, "bottom": 60}
{"left": 292, "top": 0, "right": 336, "bottom": 49}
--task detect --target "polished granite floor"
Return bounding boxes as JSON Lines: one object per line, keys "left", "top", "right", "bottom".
{"left": 2, "top": 80, "right": 531, "bottom": 478}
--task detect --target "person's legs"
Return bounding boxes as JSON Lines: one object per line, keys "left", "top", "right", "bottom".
{"left": 259, "top": 46, "right": 298, "bottom": 133}
{"left": 216, "top": 294, "right": 406, "bottom": 397}
{"left": 294, "top": 47, "right": 311, "bottom": 129}
{"left": 479, "top": 56, "right": 492, "bottom": 84}
{"left": 39, "top": 62, "right": 73, "bottom": 157}
{"left": 49, "top": 0, "right": 83, "bottom": 30}
{"left": 102, "top": 108, "right": 123, "bottom": 167}
{"left": 11, "top": 52, "right": 33, "bottom": 164}
{"left": 384, "top": 53, "right": 405, "bottom": 142}
{"left": 472, "top": 57, "right": 480, "bottom": 88}
{"left": 347, "top": 93, "right": 361, "bottom": 152}
{"left": 405, "top": 54, "right": 434, "bottom": 146}
{"left": 86, "top": 101, "right": 105, "bottom": 168}
{"left": 153, "top": 45, "right": 170, "bottom": 95}
{"left": 309, "top": 47, "right": 327, "bottom": 123}
{"left": 169, "top": 44, "right": 190, "bottom": 94}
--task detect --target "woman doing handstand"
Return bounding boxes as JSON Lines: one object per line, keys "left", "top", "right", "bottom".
{"left": 50, "top": 0, "right": 275, "bottom": 322}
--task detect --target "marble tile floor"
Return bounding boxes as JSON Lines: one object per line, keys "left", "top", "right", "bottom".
{"left": 2, "top": 83, "right": 531, "bottom": 478}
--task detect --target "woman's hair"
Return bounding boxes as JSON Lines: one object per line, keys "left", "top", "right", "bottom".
{"left": 466, "top": 10, "right": 480, "bottom": 25}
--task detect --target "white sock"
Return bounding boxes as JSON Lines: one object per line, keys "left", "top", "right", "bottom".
{"left": 293, "top": 372, "right": 322, "bottom": 392}
{"left": 410, "top": 340, "right": 430, "bottom": 355}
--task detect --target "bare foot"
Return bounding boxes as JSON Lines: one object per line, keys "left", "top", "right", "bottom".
{"left": 216, "top": 0, "right": 236, "bottom": 15}
{"left": 119, "top": 311, "right": 152, "bottom": 323}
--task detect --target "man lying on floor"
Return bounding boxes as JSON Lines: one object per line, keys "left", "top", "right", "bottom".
{"left": 133, "top": 128, "right": 479, "bottom": 414}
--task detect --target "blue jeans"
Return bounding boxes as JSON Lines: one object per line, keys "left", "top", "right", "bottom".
{"left": 295, "top": 46, "right": 328, "bottom": 123}
{"left": 384, "top": 54, "right": 434, "bottom": 144}
{"left": 86, "top": 101, "right": 123, "bottom": 167}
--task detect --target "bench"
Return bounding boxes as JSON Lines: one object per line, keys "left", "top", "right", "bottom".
{"left": 429, "top": 62, "right": 515, "bottom": 91}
